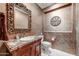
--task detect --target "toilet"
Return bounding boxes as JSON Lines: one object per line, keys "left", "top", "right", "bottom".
{"left": 41, "top": 41, "right": 51, "bottom": 48}
{"left": 41, "top": 37, "right": 55, "bottom": 54}
{"left": 37, "top": 33, "right": 56, "bottom": 51}
{"left": 41, "top": 37, "right": 56, "bottom": 47}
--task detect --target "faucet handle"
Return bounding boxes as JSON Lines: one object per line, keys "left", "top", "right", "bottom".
{"left": 16, "top": 34, "right": 19, "bottom": 39}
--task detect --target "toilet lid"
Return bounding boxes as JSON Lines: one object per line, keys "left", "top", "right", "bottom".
{"left": 42, "top": 41, "right": 51, "bottom": 46}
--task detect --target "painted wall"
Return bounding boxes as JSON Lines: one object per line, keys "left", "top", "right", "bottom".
{"left": 43, "top": 4, "right": 76, "bottom": 55}
{"left": 24, "top": 3, "right": 43, "bottom": 34}
{"left": 0, "top": 3, "right": 6, "bottom": 14}
{"left": 76, "top": 3, "right": 79, "bottom": 55}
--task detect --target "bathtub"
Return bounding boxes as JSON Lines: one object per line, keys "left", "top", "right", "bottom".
{"left": 41, "top": 47, "right": 74, "bottom": 56}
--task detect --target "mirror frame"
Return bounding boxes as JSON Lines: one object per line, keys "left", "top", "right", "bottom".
{"left": 6, "top": 3, "right": 31, "bottom": 34}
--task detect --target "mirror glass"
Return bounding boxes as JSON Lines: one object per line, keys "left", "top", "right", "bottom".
{"left": 14, "top": 7, "right": 29, "bottom": 29}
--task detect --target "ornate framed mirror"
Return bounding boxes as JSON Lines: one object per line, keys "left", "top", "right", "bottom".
{"left": 6, "top": 3, "right": 31, "bottom": 34}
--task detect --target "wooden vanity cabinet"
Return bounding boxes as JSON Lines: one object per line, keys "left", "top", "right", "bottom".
{"left": 10, "top": 38, "right": 41, "bottom": 56}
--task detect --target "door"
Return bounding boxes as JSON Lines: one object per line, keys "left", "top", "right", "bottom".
{"left": 0, "top": 12, "right": 6, "bottom": 40}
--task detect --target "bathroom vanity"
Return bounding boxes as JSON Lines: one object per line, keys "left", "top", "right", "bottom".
{"left": 5, "top": 36, "right": 42, "bottom": 56}
{"left": 3, "top": 3, "right": 42, "bottom": 56}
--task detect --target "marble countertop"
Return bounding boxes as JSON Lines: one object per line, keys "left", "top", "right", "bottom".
{"left": 6, "top": 35, "right": 42, "bottom": 51}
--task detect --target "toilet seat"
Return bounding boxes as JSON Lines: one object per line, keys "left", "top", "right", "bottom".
{"left": 42, "top": 41, "right": 51, "bottom": 47}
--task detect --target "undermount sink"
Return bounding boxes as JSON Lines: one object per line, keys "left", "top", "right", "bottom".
{"left": 19, "top": 36, "right": 36, "bottom": 42}
{"left": 19, "top": 35, "right": 43, "bottom": 42}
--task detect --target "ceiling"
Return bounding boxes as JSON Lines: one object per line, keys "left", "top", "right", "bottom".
{"left": 36, "top": 3, "right": 56, "bottom": 9}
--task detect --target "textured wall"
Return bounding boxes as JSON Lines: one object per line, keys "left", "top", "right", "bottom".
{"left": 43, "top": 4, "right": 76, "bottom": 55}
{"left": 43, "top": 5, "right": 73, "bottom": 32}
{"left": 44, "top": 32, "right": 75, "bottom": 54}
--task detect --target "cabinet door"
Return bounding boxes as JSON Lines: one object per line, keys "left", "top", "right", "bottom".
{"left": 31, "top": 40, "right": 41, "bottom": 56}
{"left": 35, "top": 45, "right": 41, "bottom": 56}
{"left": 11, "top": 48, "right": 19, "bottom": 56}
{"left": 31, "top": 45, "right": 36, "bottom": 56}
{"left": 25, "top": 47, "right": 31, "bottom": 56}
{"left": 17, "top": 46, "right": 31, "bottom": 56}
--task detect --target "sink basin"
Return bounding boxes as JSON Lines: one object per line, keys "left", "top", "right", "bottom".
{"left": 19, "top": 36, "right": 36, "bottom": 42}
